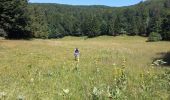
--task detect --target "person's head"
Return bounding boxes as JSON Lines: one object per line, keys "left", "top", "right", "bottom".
{"left": 75, "top": 48, "right": 78, "bottom": 51}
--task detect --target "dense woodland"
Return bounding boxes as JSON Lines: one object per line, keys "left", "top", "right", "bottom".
{"left": 0, "top": 0, "right": 170, "bottom": 40}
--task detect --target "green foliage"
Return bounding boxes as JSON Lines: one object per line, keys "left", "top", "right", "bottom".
{"left": 87, "top": 17, "right": 101, "bottom": 38}
{"left": 0, "top": 28, "right": 6, "bottom": 37}
{"left": 0, "top": 0, "right": 32, "bottom": 39}
{"left": 161, "top": 15, "right": 170, "bottom": 40}
{"left": 1, "top": 0, "right": 170, "bottom": 39}
{"left": 164, "top": 0, "right": 170, "bottom": 8}
{"left": 26, "top": 0, "right": 170, "bottom": 39}
{"left": 148, "top": 32, "right": 162, "bottom": 42}
{"left": 48, "top": 33, "right": 64, "bottom": 39}
{"left": 100, "top": 21, "right": 108, "bottom": 35}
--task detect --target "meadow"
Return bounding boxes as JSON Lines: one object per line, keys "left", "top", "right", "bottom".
{"left": 0, "top": 36, "right": 170, "bottom": 100}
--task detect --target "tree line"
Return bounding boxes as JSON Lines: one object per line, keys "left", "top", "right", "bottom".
{"left": 0, "top": 0, "right": 170, "bottom": 40}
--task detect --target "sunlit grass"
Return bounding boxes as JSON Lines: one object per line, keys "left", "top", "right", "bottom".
{"left": 0, "top": 36, "right": 170, "bottom": 99}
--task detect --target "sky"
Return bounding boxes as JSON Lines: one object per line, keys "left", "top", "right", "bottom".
{"left": 29, "top": 0, "right": 143, "bottom": 7}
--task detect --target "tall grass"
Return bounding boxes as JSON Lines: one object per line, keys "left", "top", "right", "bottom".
{"left": 0, "top": 36, "right": 170, "bottom": 99}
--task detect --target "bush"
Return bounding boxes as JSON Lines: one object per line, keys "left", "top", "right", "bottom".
{"left": 148, "top": 32, "right": 162, "bottom": 42}
{"left": 0, "top": 28, "right": 7, "bottom": 37}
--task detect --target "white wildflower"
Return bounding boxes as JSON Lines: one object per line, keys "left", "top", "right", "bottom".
{"left": 17, "top": 95, "right": 25, "bottom": 100}
{"left": 113, "top": 63, "right": 116, "bottom": 66}
{"left": 30, "top": 78, "right": 34, "bottom": 82}
{"left": 63, "top": 89, "right": 69, "bottom": 94}
{"left": 92, "top": 87, "right": 102, "bottom": 96}
{"left": 0, "top": 92, "right": 7, "bottom": 98}
{"left": 93, "top": 87, "right": 98, "bottom": 96}
{"left": 47, "top": 71, "right": 53, "bottom": 76}
{"left": 107, "top": 86, "right": 112, "bottom": 98}
{"left": 146, "top": 71, "right": 150, "bottom": 74}
{"left": 97, "top": 67, "right": 100, "bottom": 73}
{"left": 151, "top": 64, "right": 154, "bottom": 66}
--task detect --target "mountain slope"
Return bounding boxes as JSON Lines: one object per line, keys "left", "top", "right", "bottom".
{"left": 28, "top": 0, "right": 170, "bottom": 40}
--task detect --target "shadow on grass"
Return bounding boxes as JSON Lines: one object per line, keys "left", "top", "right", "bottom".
{"left": 155, "top": 52, "right": 170, "bottom": 66}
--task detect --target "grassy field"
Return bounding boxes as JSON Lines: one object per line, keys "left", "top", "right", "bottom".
{"left": 0, "top": 36, "right": 170, "bottom": 100}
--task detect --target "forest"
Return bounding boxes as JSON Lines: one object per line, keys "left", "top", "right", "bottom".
{"left": 0, "top": 0, "right": 170, "bottom": 40}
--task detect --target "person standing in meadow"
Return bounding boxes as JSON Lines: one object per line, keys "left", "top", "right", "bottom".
{"left": 74, "top": 48, "right": 80, "bottom": 61}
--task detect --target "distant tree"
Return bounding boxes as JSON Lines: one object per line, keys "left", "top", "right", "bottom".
{"left": 82, "top": 15, "right": 101, "bottom": 37}
{"left": 100, "top": 20, "right": 108, "bottom": 35}
{"left": 107, "top": 19, "right": 115, "bottom": 36}
{"left": 126, "top": 16, "right": 139, "bottom": 35}
{"left": 136, "top": 2, "right": 150, "bottom": 35}
{"left": 148, "top": 32, "right": 162, "bottom": 42}
{"left": 72, "top": 22, "right": 82, "bottom": 36}
{"left": 81, "top": 15, "right": 92, "bottom": 36}
{"left": 87, "top": 16, "right": 101, "bottom": 37}
{"left": 148, "top": 17, "right": 162, "bottom": 34}
{"left": 161, "top": 15, "right": 170, "bottom": 40}
{"left": 114, "top": 15, "right": 122, "bottom": 35}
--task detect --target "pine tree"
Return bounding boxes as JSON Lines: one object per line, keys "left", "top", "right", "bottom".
{"left": 161, "top": 15, "right": 170, "bottom": 40}
{"left": 100, "top": 20, "right": 108, "bottom": 35}
{"left": 87, "top": 16, "right": 101, "bottom": 37}
{"left": 114, "top": 15, "right": 122, "bottom": 35}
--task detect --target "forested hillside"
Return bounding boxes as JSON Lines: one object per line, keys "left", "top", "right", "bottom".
{"left": 28, "top": 0, "right": 170, "bottom": 40}
{"left": 0, "top": 0, "right": 170, "bottom": 40}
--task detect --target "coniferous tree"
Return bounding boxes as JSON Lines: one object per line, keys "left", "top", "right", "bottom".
{"left": 25, "top": 0, "right": 170, "bottom": 40}
{"left": 161, "top": 15, "right": 170, "bottom": 40}
{"left": 114, "top": 15, "right": 122, "bottom": 35}
{"left": 100, "top": 20, "right": 108, "bottom": 35}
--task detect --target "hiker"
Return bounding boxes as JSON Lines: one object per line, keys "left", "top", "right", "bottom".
{"left": 74, "top": 48, "right": 80, "bottom": 61}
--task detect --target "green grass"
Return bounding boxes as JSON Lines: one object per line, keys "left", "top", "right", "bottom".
{"left": 0, "top": 36, "right": 170, "bottom": 100}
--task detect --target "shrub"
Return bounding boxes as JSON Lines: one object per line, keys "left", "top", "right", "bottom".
{"left": 148, "top": 32, "right": 162, "bottom": 42}
{"left": 0, "top": 28, "right": 7, "bottom": 37}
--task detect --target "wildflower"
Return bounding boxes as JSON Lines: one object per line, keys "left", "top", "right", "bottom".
{"left": 107, "top": 86, "right": 112, "bottom": 98}
{"left": 92, "top": 87, "right": 102, "bottom": 96}
{"left": 92, "top": 87, "right": 98, "bottom": 96}
{"left": 0, "top": 92, "right": 7, "bottom": 98}
{"left": 122, "top": 56, "right": 126, "bottom": 62}
{"left": 58, "top": 93, "right": 62, "bottom": 96}
{"left": 112, "top": 63, "right": 116, "bottom": 66}
{"left": 17, "top": 95, "right": 25, "bottom": 100}
{"left": 63, "top": 89, "right": 69, "bottom": 94}
{"left": 115, "top": 88, "right": 120, "bottom": 96}
{"left": 30, "top": 78, "right": 34, "bottom": 82}
{"left": 89, "top": 77, "right": 94, "bottom": 81}
{"left": 96, "top": 67, "right": 100, "bottom": 73}
{"left": 47, "top": 71, "right": 53, "bottom": 76}
{"left": 146, "top": 71, "right": 150, "bottom": 74}
{"left": 151, "top": 64, "right": 154, "bottom": 66}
